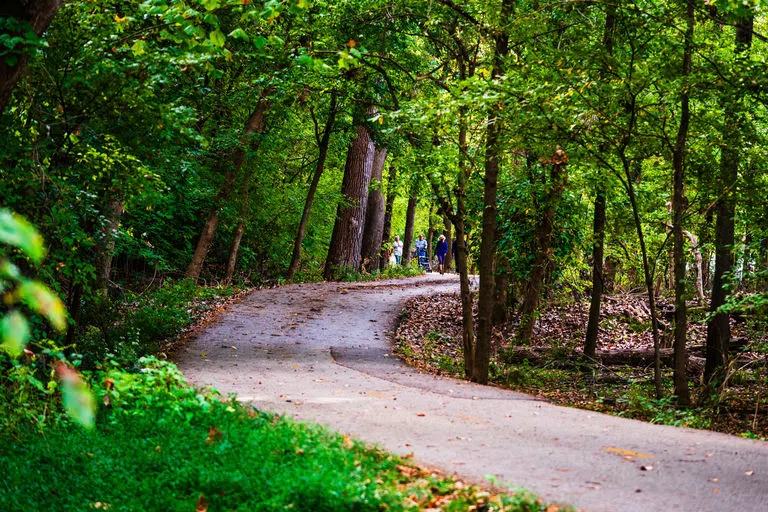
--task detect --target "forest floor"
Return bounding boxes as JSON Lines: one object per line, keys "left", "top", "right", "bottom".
{"left": 394, "top": 290, "right": 768, "bottom": 440}
{"left": 173, "top": 274, "right": 768, "bottom": 512}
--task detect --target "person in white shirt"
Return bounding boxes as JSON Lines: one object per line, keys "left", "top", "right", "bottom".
{"left": 392, "top": 235, "right": 404, "bottom": 264}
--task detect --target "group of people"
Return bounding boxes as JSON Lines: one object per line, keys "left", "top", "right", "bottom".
{"left": 391, "top": 233, "right": 450, "bottom": 274}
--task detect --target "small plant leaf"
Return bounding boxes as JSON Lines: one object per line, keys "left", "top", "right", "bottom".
{"left": 18, "top": 281, "right": 67, "bottom": 331}
{"left": 55, "top": 361, "right": 95, "bottom": 429}
{"left": 0, "top": 209, "right": 45, "bottom": 263}
{"left": 0, "top": 310, "right": 30, "bottom": 357}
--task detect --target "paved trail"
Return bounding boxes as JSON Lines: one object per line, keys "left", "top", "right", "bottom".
{"left": 174, "top": 275, "right": 768, "bottom": 511}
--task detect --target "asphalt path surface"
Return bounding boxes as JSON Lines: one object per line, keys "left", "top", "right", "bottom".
{"left": 173, "top": 274, "right": 768, "bottom": 511}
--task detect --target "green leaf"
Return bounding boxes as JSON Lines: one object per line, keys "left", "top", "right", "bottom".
{"left": 228, "top": 28, "right": 249, "bottom": 41}
{"left": 201, "top": 0, "right": 221, "bottom": 11}
{"left": 0, "top": 310, "right": 30, "bottom": 357}
{"left": 209, "top": 29, "right": 226, "bottom": 47}
{"left": 253, "top": 35, "right": 267, "bottom": 50}
{"left": 56, "top": 362, "right": 95, "bottom": 429}
{"left": 18, "top": 281, "right": 67, "bottom": 331}
{"left": 0, "top": 209, "right": 45, "bottom": 264}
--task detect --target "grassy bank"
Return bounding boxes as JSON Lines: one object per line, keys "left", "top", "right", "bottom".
{"left": 1, "top": 358, "right": 551, "bottom": 511}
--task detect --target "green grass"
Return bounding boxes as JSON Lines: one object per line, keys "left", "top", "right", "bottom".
{"left": 0, "top": 358, "right": 553, "bottom": 512}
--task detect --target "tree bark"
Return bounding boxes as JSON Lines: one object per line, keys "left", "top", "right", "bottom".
{"left": 360, "top": 146, "right": 388, "bottom": 271}
{"left": 706, "top": 13, "right": 753, "bottom": 384}
{"left": 379, "top": 163, "right": 398, "bottom": 271}
{"left": 401, "top": 183, "right": 418, "bottom": 267}
{"left": 585, "top": 186, "right": 606, "bottom": 359}
{"left": 96, "top": 194, "right": 124, "bottom": 295}
{"left": 671, "top": 0, "right": 694, "bottom": 407}
{"left": 323, "top": 121, "right": 375, "bottom": 280}
{"left": 584, "top": 4, "right": 615, "bottom": 360}
{"left": 0, "top": 1, "right": 63, "bottom": 113}
{"left": 516, "top": 150, "right": 568, "bottom": 343}
{"left": 186, "top": 94, "right": 270, "bottom": 281}
{"left": 286, "top": 91, "right": 338, "bottom": 280}
{"left": 473, "top": 0, "right": 513, "bottom": 384}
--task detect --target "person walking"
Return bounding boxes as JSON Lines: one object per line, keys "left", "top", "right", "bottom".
{"left": 435, "top": 234, "right": 449, "bottom": 274}
{"left": 392, "top": 235, "right": 403, "bottom": 265}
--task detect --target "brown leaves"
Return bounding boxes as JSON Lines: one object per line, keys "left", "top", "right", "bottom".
{"left": 195, "top": 495, "right": 207, "bottom": 512}
{"left": 206, "top": 427, "right": 224, "bottom": 445}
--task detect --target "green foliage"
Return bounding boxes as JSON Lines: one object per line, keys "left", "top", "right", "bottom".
{"left": 77, "top": 279, "right": 239, "bottom": 367}
{"left": 0, "top": 209, "right": 67, "bottom": 355}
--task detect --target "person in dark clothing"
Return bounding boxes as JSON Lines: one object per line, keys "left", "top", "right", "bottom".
{"left": 435, "top": 234, "right": 449, "bottom": 274}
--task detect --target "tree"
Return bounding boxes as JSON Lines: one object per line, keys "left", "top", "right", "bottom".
{"left": 323, "top": 119, "right": 375, "bottom": 280}
{"left": 360, "top": 146, "right": 388, "bottom": 270}
{"left": 0, "top": 0, "right": 62, "bottom": 113}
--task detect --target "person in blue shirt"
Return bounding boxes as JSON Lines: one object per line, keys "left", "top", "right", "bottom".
{"left": 435, "top": 234, "right": 449, "bottom": 274}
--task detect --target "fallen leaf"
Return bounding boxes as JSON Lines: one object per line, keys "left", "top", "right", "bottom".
{"left": 206, "top": 427, "right": 223, "bottom": 445}
{"left": 602, "top": 447, "right": 655, "bottom": 459}
{"left": 745, "top": 470, "right": 755, "bottom": 476}
{"left": 640, "top": 465, "right": 653, "bottom": 471}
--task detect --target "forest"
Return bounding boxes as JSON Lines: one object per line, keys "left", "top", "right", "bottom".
{"left": 1, "top": 0, "right": 768, "bottom": 509}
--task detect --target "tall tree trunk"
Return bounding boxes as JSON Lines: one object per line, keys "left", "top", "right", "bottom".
{"left": 0, "top": 1, "right": 62, "bottom": 113}
{"left": 360, "top": 146, "right": 388, "bottom": 271}
{"left": 584, "top": 186, "right": 606, "bottom": 359}
{"left": 287, "top": 91, "right": 338, "bottom": 280}
{"left": 223, "top": 170, "right": 254, "bottom": 285}
{"left": 186, "top": 94, "right": 270, "bottom": 281}
{"left": 323, "top": 122, "right": 375, "bottom": 280}
{"left": 379, "top": 163, "right": 398, "bottom": 271}
{"left": 624, "top": 160, "right": 664, "bottom": 398}
{"left": 474, "top": 1, "right": 512, "bottom": 383}
{"left": 584, "top": 4, "right": 616, "bottom": 360}
{"left": 444, "top": 216, "right": 453, "bottom": 272}
{"left": 706, "top": 13, "right": 753, "bottom": 383}
{"left": 516, "top": 150, "right": 568, "bottom": 343}
{"left": 671, "top": 0, "right": 695, "bottom": 407}
{"left": 401, "top": 183, "right": 418, "bottom": 267}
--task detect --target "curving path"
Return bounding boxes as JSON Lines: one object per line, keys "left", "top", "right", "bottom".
{"left": 173, "top": 275, "right": 768, "bottom": 512}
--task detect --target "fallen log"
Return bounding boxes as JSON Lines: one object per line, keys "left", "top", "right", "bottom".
{"left": 500, "top": 347, "right": 705, "bottom": 374}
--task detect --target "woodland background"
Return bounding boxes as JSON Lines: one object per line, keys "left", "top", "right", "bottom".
{"left": 1, "top": 0, "right": 768, "bottom": 427}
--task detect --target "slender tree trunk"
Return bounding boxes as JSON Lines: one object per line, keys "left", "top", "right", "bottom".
{"left": 671, "top": 0, "right": 695, "bottom": 407}
{"left": 473, "top": 0, "right": 513, "bottom": 384}
{"left": 287, "top": 91, "right": 338, "bottom": 280}
{"left": 584, "top": 4, "right": 615, "bottom": 360}
{"left": 426, "top": 203, "right": 435, "bottom": 267}
{"left": 401, "top": 184, "right": 418, "bottom": 267}
{"left": 683, "top": 230, "right": 705, "bottom": 303}
{"left": 360, "top": 147, "right": 388, "bottom": 271}
{"left": 224, "top": 221, "right": 246, "bottom": 285}
{"left": 706, "top": 13, "right": 753, "bottom": 384}
{"left": 0, "top": 1, "right": 63, "bottom": 113}
{"left": 584, "top": 185, "right": 606, "bottom": 359}
{"left": 223, "top": 170, "right": 254, "bottom": 285}
{"left": 379, "top": 164, "right": 398, "bottom": 271}
{"left": 493, "top": 253, "right": 509, "bottom": 325}
{"left": 624, "top": 162, "right": 664, "bottom": 398}
{"left": 186, "top": 94, "right": 270, "bottom": 281}
{"left": 456, "top": 110, "right": 476, "bottom": 377}
{"left": 516, "top": 150, "right": 568, "bottom": 343}
{"left": 323, "top": 122, "right": 375, "bottom": 280}
{"left": 96, "top": 194, "right": 123, "bottom": 295}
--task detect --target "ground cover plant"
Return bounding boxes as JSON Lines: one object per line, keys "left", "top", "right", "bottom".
{"left": 394, "top": 293, "right": 768, "bottom": 440}
{"left": 0, "top": 357, "right": 556, "bottom": 512}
